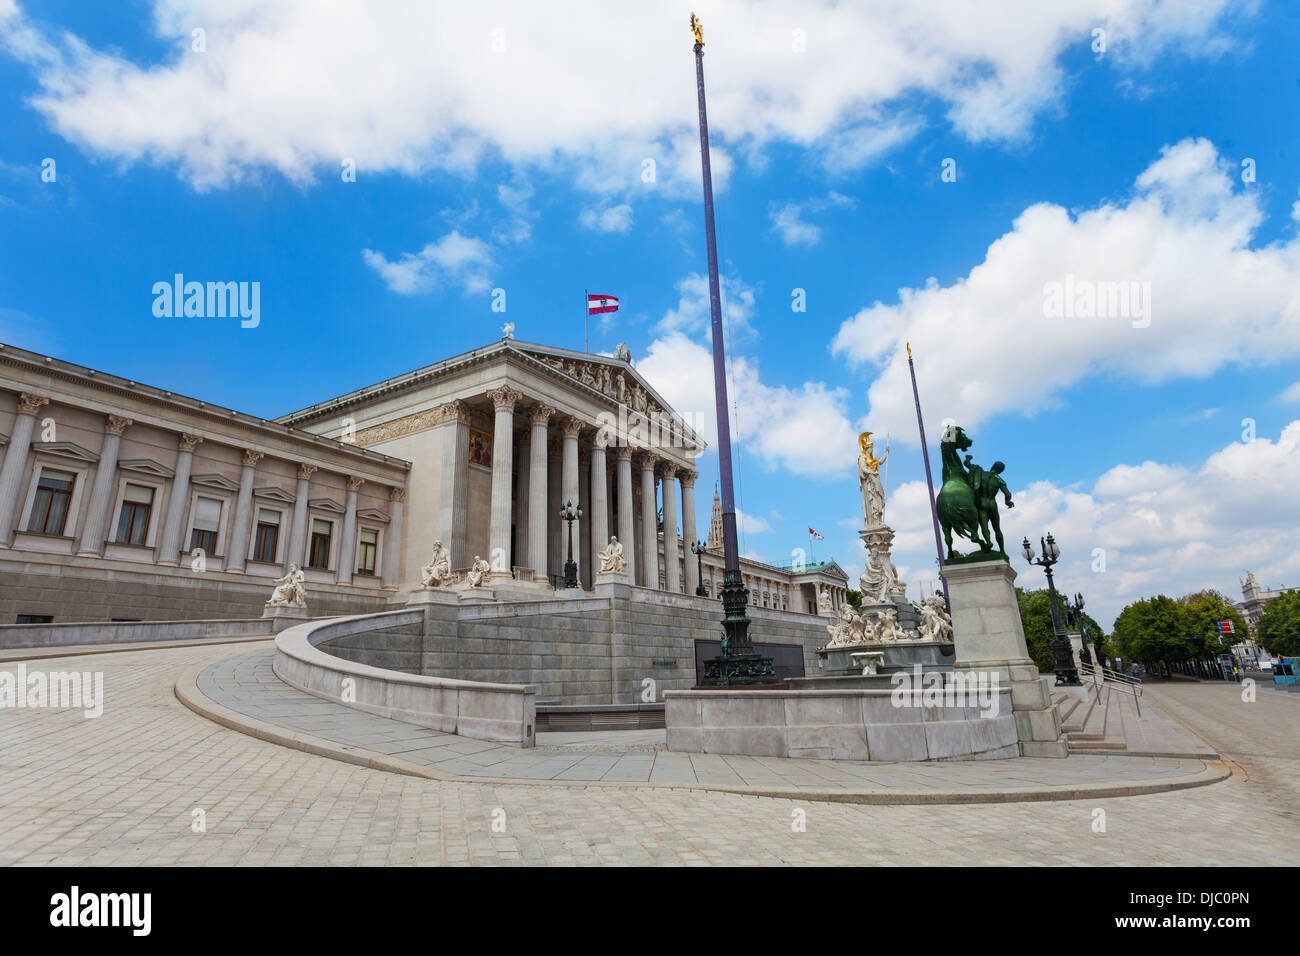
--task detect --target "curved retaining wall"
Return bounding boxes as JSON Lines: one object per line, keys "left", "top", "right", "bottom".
{"left": 273, "top": 609, "right": 536, "bottom": 747}
{"left": 664, "top": 687, "right": 1020, "bottom": 761}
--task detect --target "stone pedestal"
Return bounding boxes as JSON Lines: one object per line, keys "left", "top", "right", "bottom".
{"left": 944, "top": 559, "right": 1067, "bottom": 758}
{"left": 404, "top": 588, "right": 460, "bottom": 607}
{"left": 458, "top": 587, "right": 496, "bottom": 604}
{"left": 261, "top": 604, "right": 308, "bottom": 633}
{"left": 824, "top": 638, "right": 954, "bottom": 675}
{"left": 596, "top": 569, "right": 630, "bottom": 586}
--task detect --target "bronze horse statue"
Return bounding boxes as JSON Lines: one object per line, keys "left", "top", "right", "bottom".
{"left": 936, "top": 424, "right": 993, "bottom": 560}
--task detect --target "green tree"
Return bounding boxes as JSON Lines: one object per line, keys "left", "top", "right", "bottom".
{"left": 846, "top": 589, "right": 862, "bottom": 610}
{"left": 1178, "top": 590, "right": 1249, "bottom": 658}
{"left": 1015, "top": 587, "right": 1057, "bottom": 672}
{"left": 1257, "top": 590, "right": 1300, "bottom": 658}
{"left": 1111, "top": 594, "right": 1188, "bottom": 665}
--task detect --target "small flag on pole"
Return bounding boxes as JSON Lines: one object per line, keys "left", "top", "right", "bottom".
{"left": 809, "top": 528, "right": 824, "bottom": 540}
{"left": 587, "top": 293, "right": 620, "bottom": 315}
{"left": 1218, "top": 620, "right": 1235, "bottom": 635}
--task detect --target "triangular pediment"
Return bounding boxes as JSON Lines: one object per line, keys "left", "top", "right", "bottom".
{"left": 357, "top": 507, "right": 390, "bottom": 523}
{"left": 253, "top": 485, "right": 297, "bottom": 505}
{"left": 511, "top": 344, "right": 706, "bottom": 450}
{"left": 191, "top": 473, "right": 240, "bottom": 493}
{"left": 119, "top": 458, "right": 176, "bottom": 479}
{"left": 309, "top": 497, "right": 346, "bottom": 515}
{"left": 31, "top": 441, "right": 99, "bottom": 463}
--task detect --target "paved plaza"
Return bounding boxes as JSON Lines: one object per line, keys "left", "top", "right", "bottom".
{"left": 1, "top": 642, "right": 1296, "bottom": 865}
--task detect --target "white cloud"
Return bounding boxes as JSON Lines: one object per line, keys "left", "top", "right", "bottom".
{"left": 578, "top": 201, "right": 633, "bottom": 234}
{"left": 735, "top": 509, "right": 771, "bottom": 535}
{"left": 883, "top": 423, "right": 1300, "bottom": 628}
{"left": 0, "top": 0, "right": 1249, "bottom": 190}
{"left": 1277, "top": 381, "right": 1300, "bottom": 403}
{"left": 655, "top": 272, "right": 757, "bottom": 340}
{"left": 833, "top": 138, "right": 1300, "bottom": 445}
{"left": 768, "top": 192, "right": 856, "bottom": 246}
{"left": 361, "top": 229, "right": 494, "bottom": 295}
{"left": 638, "top": 328, "right": 857, "bottom": 480}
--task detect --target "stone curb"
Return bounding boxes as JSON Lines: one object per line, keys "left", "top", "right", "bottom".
{"left": 0, "top": 635, "right": 274, "bottom": 663}
{"left": 174, "top": 658, "right": 1234, "bottom": 806}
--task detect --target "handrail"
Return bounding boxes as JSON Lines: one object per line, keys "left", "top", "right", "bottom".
{"left": 1079, "top": 661, "right": 1142, "bottom": 716}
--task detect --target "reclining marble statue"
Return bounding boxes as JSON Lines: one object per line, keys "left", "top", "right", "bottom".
{"left": 420, "top": 540, "right": 452, "bottom": 589}
{"left": 268, "top": 563, "right": 307, "bottom": 608}
{"left": 596, "top": 535, "right": 627, "bottom": 574}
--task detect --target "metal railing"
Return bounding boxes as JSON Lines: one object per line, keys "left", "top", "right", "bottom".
{"left": 1079, "top": 660, "right": 1142, "bottom": 717}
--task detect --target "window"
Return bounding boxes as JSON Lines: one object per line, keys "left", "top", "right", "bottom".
{"left": 356, "top": 527, "right": 378, "bottom": 575}
{"left": 188, "top": 496, "right": 221, "bottom": 554}
{"left": 26, "top": 469, "right": 75, "bottom": 535}
{"left": 115, "top": 483, "right": 154, "bottom": 545}
{"left": 253, "top": 509, "right": 280, "bottom": 563}
{"left": 17, "top": 614, "right": 53, "bottom": 624}
{"left": 308, "top": 518, "right": 332, "bottom": 569}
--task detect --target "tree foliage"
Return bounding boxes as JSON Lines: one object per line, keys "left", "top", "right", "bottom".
{"left": 1110, "top": 591, "right": 1245, "bottom": 665}
{"left": 1256, "top": 590, "right": 1300, "bottom": 658}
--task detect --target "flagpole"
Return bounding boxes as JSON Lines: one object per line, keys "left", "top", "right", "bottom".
{"left": 907, "top": 342, "right": 951, "bottom": 613}
{"left": 584, "top": 288, "right": 589, "bottom": 353}
{"left": 691, "top": 13, "right": 769, "bottom": 684}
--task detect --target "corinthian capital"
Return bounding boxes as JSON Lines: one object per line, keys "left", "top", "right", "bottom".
{"left": 346, "top": 475, "right": 365, "bottom": 492}
{"left": 105, "top": 415, "right": 133, "bottom": 436}
{"left": 297, "top": 463, "right": 318, "bottom": 481}
{"left": 241, "top": 449, "right": 265, "bottom": 468}
{"left": 530, "top": 402, "right": 556, "bottom": 426}
{"left": 178, "top": 432, "right": 204, "bottom": 452}
{"left": 562, "top": 417, "right": 585, "bottom": 439}
{"left": 487, "top": 386, "right": 523, "bottom": 412}
{"left": 17, "top": 393, "right": 50, "bottom": 415}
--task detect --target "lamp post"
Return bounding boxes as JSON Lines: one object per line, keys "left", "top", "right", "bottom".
{"left": 690, "top": 540, "right": 708, "bottom": 596}
{"left": 1066, "top": 591, "right": 1093, "bottom": 665}
{"left": 560, "top": 499, "right": 582, "bottom": 589}
{"left": 1022, "top": 533, "right": 1081, "bottom": 686}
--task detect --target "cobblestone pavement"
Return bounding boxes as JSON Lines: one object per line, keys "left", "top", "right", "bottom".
{"left": 194, "top": 649, "right": 1213, "bottom": 794}
{"left": 1, "top": 644, "right": 1295, "bottom": 866}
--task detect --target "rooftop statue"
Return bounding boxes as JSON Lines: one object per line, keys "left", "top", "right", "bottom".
{"left": 857, "top": 431, "right": 889, "bottom": 526}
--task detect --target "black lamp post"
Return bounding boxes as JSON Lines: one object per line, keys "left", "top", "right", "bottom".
{"left": 1066, "top": 591, "right": 1093, "bottom": 665}
{"left": 560, "top": 499, "right": 582, "bottom": 589}
{"left": 690, "top": 540, "right": 708, "bottom": 596}
{"left": 1022, "top": 533, "right": 1081, "bottom": 686}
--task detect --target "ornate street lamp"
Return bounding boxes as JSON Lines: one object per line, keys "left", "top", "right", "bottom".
{"left": 1066, "top": 591, "right": 1093, "bottom": 665}
{"left": 1022, "top": 533, "right": 1081, "bottom": 686}
{"left": 690, "top": 540, "right": 708, "bottom": 596}
{"left": 560, "top": 499, "right": 582, "bottom": 589}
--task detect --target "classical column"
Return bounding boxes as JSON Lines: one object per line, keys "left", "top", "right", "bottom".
{"left": 547, "top": 439, "right": 562, "bottom": 580}
{"left": 528, "top": 404, "right": 554, "bottom": 583}
{"left": 336, "top": 475, "right": 363, "bottom": 585}
{"left": 638, "top": 454, "right": 658, "bottom": 589}
{"left": 157, "top": 432, "right": 203, "bottom": 565}
{"left": 0, "top": 392, "right": 49, "bottom": 547}
{"left": 77, "top": 414, "right": 133, "bottom": 556}
{"left": 561, "top": 417, "right": 583, "bottom": 583}
{"left": 514, "top": 432, "right": 529, "bottom": 571}
{"left": 661, "top": 464, "right": 680, "bottom": 593}
{"left": 224, "top": 449, "right": 263, "bottom": 572}
{"left": 285, "top": 464, "right": 316, "bottom": 570}
{"left": 680, "top": 469, "right": 698, "bottom": 595}
{"left": 589, "top": 436, "right": 609, "bottom": 563}
{"left": 382, "top": 487, "right": 405, "bottom": 588}
{"left": 487, "top": 386, "right": 521, "bottom": 576}
{"left": 615, "top": 445, "right": 635, "bottom": 584}
{"left": 435, "top": 400, "right": 470, "bottom": 569}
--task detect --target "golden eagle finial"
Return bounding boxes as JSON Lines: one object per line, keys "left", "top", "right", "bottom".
{"left": 690, "top": 13, "right": 704, "bottom": 46}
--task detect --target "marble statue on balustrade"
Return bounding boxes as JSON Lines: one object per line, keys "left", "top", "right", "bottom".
{"left": 918, "top": 595, "right": 954, "bottom": 643}
{"left": 420, "top": 541, "right": 452, "bottom": 589}
{"left": 817, "top": 588, "right": 833, "bottom": 616}
{"left": 465, "top": 555, "right": 492, "bottom": 589}
{"left": 268, "top": 564, "right": 307, "bottom": 608}
{"left": 596, "top": 536, "right": 627, "bottom": 574}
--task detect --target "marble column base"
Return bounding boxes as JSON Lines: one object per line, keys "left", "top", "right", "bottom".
{"left": 945, "top": 558, "right": 1067, "bottom": 758}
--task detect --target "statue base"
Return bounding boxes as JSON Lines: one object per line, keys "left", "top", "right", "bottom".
{"left": 457, "top": 586, "right": 496, "bottom": 604}
{"left": 943, "top": 558, "right": 1067, "bottom": 758}
{"left": 595, "top": 569, "right": 629, "bottom": 585}
{"left": 944, "top": 549, "right": 1010, "bottom": 566}
{"left": 700, "top": 653, "right": 778, "bottom": 687}
{"left": 405, "top": 588, "right": 459, "bottom": 607}
{"left": 262, "top": 604, "right": 308, "bottom": 633}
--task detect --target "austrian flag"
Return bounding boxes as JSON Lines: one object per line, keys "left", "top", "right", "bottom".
{"left": 809, "top": 528, "right": 824, "bottom": 540}
{"left": 587, "top": 293, "right": 619, "bottom": 316}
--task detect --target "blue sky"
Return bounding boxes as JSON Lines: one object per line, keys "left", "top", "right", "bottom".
{"left": 2, "top": 1, "right": 1298, "bottom": 626}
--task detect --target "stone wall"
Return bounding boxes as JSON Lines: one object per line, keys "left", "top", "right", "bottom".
{"left": 0, "top": 554, "right": 392, "bottom": 625}
{"left": 321, "top": 582, "right": 832, "bottom": 706}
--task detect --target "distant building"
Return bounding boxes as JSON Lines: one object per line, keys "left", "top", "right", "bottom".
{"left": 1238, "top": 570, "right": 1294, "bottom": 631}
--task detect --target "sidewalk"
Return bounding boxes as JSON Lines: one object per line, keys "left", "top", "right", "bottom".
{"left": 178, "top": 648, "right": 1230, "bottom": 805}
